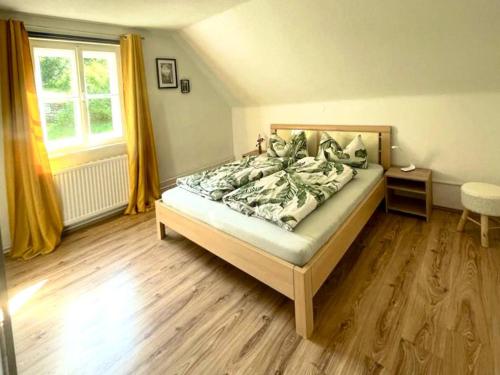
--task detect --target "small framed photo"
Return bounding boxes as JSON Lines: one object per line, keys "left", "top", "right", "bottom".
{"left": 180, "top": 79, "right": 190, "bottom": 94}
{"left": 156, "top": 58, "right": 178, "bottom": 89}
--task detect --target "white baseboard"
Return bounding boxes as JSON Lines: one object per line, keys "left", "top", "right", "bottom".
{"left": 62, "top": 205, "right": 127, "bottom": 234}
{"left": 432, "top": 180, "right": 462, "bottom": 209}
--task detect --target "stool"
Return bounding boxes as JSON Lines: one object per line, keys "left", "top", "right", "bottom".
{"left": 457, "top": 182, "right": 500, "bottom": 247}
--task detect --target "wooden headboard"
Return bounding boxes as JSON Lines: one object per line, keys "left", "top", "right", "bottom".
{"left": 270, "top": 124, "right": 392, "bottom": 170}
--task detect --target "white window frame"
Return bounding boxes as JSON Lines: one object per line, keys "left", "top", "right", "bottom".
{"left": 30, "top": 38, "right": 126, "bottom": 156}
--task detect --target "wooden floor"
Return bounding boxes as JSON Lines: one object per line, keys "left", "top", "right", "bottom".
{"left": 5, "top": 208, "right": 500, "bottom": 374}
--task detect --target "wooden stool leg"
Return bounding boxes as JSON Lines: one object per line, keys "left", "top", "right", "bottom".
{"left": 457, "top": 209, "right": 469, "bottom": 232}
{"left": 481, "top": 215, "right": 489, "bottom": 248}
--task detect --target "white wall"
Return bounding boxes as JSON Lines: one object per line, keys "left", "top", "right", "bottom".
{"left": 142, "top": 29, "right": 233, "bottom": 185}
{"left": 0, "top": 12, "right": 233, "bottom": 249}
{"left": 232, "top": 92, "right": 500, "bottom": 209}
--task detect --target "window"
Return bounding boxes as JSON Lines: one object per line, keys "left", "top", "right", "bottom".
{"left": 31, "top": 39, "right": 124, "bottom": 153}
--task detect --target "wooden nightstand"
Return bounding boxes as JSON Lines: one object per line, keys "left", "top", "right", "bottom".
{"left": 242, "top": 149, "right": 266, "bottom": 157}
{"left": 385, "top": 167, "right": 432, "bottom": 222}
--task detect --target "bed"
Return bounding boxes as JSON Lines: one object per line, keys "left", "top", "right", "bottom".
{"left": 156, "top": 124, "right": 391, "bottom": 338}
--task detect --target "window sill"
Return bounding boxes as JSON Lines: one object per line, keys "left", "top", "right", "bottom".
{"left": 49, "top": 142, "right": 127, "bottom": 172}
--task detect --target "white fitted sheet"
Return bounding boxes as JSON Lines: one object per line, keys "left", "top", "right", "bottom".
{"left": 162, "top": 164, "right": 384, "bottom": 266}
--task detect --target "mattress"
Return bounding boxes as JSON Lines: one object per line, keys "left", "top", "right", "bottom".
{"left": 162, "top": 163, "right": 384, "bottom": 266}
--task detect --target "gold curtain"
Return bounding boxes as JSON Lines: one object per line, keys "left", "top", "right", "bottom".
{"left": 120, "top": 34, "right": 160, "bottom": 214}
{"left": 0, "top": 20, "right": 63, "bottom": 259}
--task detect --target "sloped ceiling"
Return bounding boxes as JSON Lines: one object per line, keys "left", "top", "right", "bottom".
{"left": 0, "top": 0, "right": 250, "bottom": 29}
{"left": 180, "top": 0, "right": 500, "bottom": 105}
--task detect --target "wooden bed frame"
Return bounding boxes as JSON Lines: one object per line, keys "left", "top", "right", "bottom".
{"left": 155, "top": 124, "right": 391, "bottom": 338}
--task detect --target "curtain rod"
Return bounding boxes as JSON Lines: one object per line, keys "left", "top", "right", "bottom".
{"left": 24, "top": 23, "right": 145, "bottom": 44}
{"left": 28, "top": 31, "right": 120, "bottom": 45}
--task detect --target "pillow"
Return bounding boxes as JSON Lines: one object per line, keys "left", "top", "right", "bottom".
{"left": 317, "top": 131, "right": 343, "bottom": 161}
{"left": 267, "top": 130, "right": 308, "bottom": 160}
{"left": 317, "top": 132, "right": 368, "bottom": 168}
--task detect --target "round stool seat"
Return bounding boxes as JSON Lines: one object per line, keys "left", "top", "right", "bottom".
{"left": 461, "top": 182, "right": 500, "bottom": 217}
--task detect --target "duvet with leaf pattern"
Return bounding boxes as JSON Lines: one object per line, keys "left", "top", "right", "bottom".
{"left": 223, "top": 157, "right": 356, "bottom": 231}
{"left": 177, "top": 155, "right": 290, "bottom": 201}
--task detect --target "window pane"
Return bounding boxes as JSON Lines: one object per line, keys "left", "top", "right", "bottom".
{"left": 34, "top": 48, "right": 78, "bottom": 96}
{"left": 43, "top": 101, "right": 77, "bottom": 141}
{"left": 83, "top": 56, "right": 111, "bottom": 94}
{"left": 83, "top": 51, "right": 119, "bottom": 95}
{"left": 88, "top": 98, "right": 113, "bottom": 134}
{"left": 39, "top": 56, "right": 72, "bottom": 93}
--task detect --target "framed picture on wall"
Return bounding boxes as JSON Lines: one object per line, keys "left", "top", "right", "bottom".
{"left": 180, "top": 79, "right": 190, "bottom": 94}
{"left": 156, "top": 58, "right": 178, "bottom": 89}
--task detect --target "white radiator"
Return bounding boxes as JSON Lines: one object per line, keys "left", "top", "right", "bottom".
{"left": 52, "top": 155, "right": 130, "bottom": 226}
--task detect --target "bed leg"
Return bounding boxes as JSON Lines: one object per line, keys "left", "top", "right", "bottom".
{"left": 157, "top": 220, "right": 166, "bottom": 240}
{"left": 294, "top": 268, "right": 314, "bottom": 339}
{"left": 155, "top": 200, "right": 166, "bottom": 240}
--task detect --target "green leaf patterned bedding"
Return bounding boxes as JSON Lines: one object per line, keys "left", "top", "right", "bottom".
{"left": 267, "top": 130, "right": 308, "bottom": 160}
{"left": 177, "top": 155, "right": 290, "bottom": 200}
{"left": 223, "top": 157, "right": 356, "bottom": 231}
{"left": 317, "top": 132, "right": 369, "bottom": 169}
